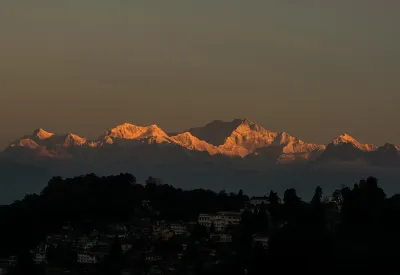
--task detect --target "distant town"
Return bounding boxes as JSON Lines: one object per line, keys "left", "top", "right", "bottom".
{"left": 0, "top": 190, "right": 339, "bottom": 275}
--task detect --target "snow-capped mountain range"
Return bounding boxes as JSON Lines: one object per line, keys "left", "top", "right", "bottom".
{"left": 4, "top": 118, "right": 400, "bottom": 165}
{"left": 2, "top": 118, "right": 400, "bottom": 204}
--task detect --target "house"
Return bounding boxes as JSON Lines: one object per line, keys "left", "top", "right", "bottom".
{"left": 149, "top": 266, "right": 163, "bottom": 275}
{"left": 121, "top": 243, "right": 133, "bottom": 253}
{"left": 93, "top": 251, "right": 109, "bottom": 261}
{"left": 96, "top": 240, "right": 110, "bottom": 249}
{"left": 250, "top": 196, "right": 268, "bottom": 206}
{"left": 151, "top": 226, "right": 161, "bottom": 241}
{"left": 253, "top": 235, "right": 269, "bottom": 249}
{"left": 61, "top": 224, "right": 73, "bottom": 233}
{"left": 83, "top": 239, "right": 97, "bottom": 250}
{"left": 141, "top": 200, "right": 153, "bottom": 209}
{"left": 160, "top": 227, "right": 174, "bottom": 241}
{"left": 209, "top": 233, "right": 232, "bottom": 243}
{"left": 198, "top": 211, "right": 241, "bottom": 232}
{"left": 2, "top": 257, "right": 17, "bottom": 267}
{"left": 36, "top": 243, "right": 48, "bottom": 254}
{"left": 220, "top": 233, "right": 233, "bottom": 243}
{"left": 145, "top": 255, "right": 162, "bottom": 262}
{"left": 47, "top": 234, "right": 64, "bottom": 242}
{"left": 77, "top": 253, "right": 98, "bottom": 264}
{"left": 169, "top": 223, "right": 187, "bottom": 235}
{"left": 34, "top": 253, "right": 46, "bottom": 264}
{"left": 45, "top": 267, "right": 70, "bottom": 275}
{"left": 0, "top": 256, "right": 16, "bottom": 274}
{"left": 109, "top": 224, "right": 128, "bottom": 233}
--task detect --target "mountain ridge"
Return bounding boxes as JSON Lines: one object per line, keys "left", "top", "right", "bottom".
{"left": 4, "top": 119, "right": 400, "bottom": 166}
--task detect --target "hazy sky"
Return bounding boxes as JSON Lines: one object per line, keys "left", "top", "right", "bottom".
{"left": 1, "top": 1, "right": 399, "bottom": 148}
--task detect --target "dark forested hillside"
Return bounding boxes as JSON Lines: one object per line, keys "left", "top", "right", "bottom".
{"left": 1, "top": 174, "right": 400, "bottom": 274}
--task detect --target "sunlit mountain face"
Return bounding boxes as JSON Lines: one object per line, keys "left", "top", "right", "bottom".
{"left": 5, "top": 119, "right": 327, "bottom": 161}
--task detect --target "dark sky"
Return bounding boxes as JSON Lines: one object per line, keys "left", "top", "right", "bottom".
{"left": 1, "top": 1, "right": 399, "bottom": 148}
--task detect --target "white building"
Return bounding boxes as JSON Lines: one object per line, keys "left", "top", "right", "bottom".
{"left": 82, "top": 239, "right": 97, "bottom": 250}
{"left": 198, "top": 211, "right": 241, "bottom": 232}
{"left": 250, "top": 197, "right": 268, "bottom": 206}
{"left": 36, "top": 243, "right": 48, "bottom": 254}
{"left": 34, "top": 253, "right": 46, "bottom": 264}
{"left": 253, "top": 235, "right": 269, "bottom": 249}
{"left": 145, "top": 255, "right": 162, "bottom": 262}
{"left": 77, "top": 253, "right": 98, "bottom": 264}
{"left": 220, "top": 233, "right": 233, "bottom": 243}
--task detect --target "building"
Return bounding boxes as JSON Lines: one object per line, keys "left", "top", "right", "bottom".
{"left": 253, "top": 235, "right": 269, "bottom": 249}
{"left": 121, "top": 244, "right": 133, "bottom": 253}
{"left": 141, "top": 200, "right": 153, "bottom": 209}
{"left": 250, "top": 196, "right": 268, "bottom": 206}
{"left": 220, "top": 233, "right": 233, "bottom": 243}
{"left": 169, "top": 223, "right": 187, "bottom": 235}
{"left": 34, "top": 253, "right": 46, "bottom": 264}
{"left": 35, "top": 243, "right": 48, "bottom": 254}
{"left": 209, "top": 233, "right": 233, "bottom": 243}
{"left": 160, "top": 227, "right": 174, "bottom": 241}
{"left": 145, "top": 255, "right": 162, "bottom": 262}
{"left": 45, "top": 267, "right": 70, "bottom": 275}
{"left": 77, "top": 253, "right": 98, "bottom": 264}
{"left": 83, "top": 240, "right": 97, "bottom": 250}
{"left": 198, "top": 211, "right": 241, "bottom": 232}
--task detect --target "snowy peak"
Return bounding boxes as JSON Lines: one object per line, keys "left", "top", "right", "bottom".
{"left": 63, "top": 133, "right": 87, "bottom": 147}
{"left": 5, "top": 119, "right": 400, "bottom": 166}
{"left": 233, "top": 119, "right": 270, "bottom": 136}
{"left": 171, "top": 132, "right": 200, "bottom": 145}
{"left": 32, "top": 128, "right": 55, "bottom": 140}
{"left": 101, "top": 123, "right": 171, "bottom": 145}
{"left": 332, "top": 133, "right": 358, "bottom": 145}
{"left": 10, "top": 138, "right": 40, "bottom": 149}
{"left": 220, "top": 119, "right": 278, "bottom": 156}
{"left": 378, "top": 143, "right": 400, "bottom": 153}
{"left": 277, "top": 132, "right": 326, "bottom": 154}
{"left": 171, "top": 132, "right": 219, "bottom": 154}
{"left": 187, "top": 118, "right": 325, "bottom": 157}
{"left": 106, "top": 123, "right": 168, "bottom": 139}
{"left": 8, "top": 129, "right": 88, "bottom": 149}
{"left": 318, "top": 133, "right": 378, "bottom": 163}
{"left": 332, "top": 133, "right": 377, "bottom": 152}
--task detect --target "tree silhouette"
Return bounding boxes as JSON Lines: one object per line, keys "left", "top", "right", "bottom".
{"left": 311, "top": 186, "right": 323, "bottom": 206}
{"left": 267, "top": 190, "right": 281, "bottom": 225}
{"left": 283, "top": 188, "right": 301, "bottom": 221}
{"left": 256, "top": 203, "right": 270, "bottom": 235}
{"left": 209, "top": 222, "right": 216, "bottom": 234}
